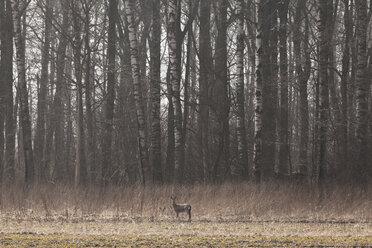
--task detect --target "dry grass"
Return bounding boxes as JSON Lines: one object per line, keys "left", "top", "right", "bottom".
{"left": 1, "top": 182, "right": 372, "bottom": 223}
{"left": 1, "top": 233, "right": 372, "bottom": 247}
{"left": 1, "top": 182, "right": 372, "bottom": 246}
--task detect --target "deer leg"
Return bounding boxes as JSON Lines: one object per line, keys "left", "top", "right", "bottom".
{"left": 188, "top": 210, "right": 191, "bottom": 222}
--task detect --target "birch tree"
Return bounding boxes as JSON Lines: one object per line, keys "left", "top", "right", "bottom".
{"left": 167, "top": 0, "right": 183, "bottom": 183}
{"left": 253, "top": 0, "right": 263, "bottom": 183}
{"left": 235, "top": 0, "right": 249, "bottom": 180}
{"left": 124, "top": 0, "right": 149, "bottom": 185}
{"left": 72, "top": 0, "right": 87, "bottom": 187}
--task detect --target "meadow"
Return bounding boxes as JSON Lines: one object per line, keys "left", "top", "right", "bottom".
{"left": 1, "top": 182, "right": 372, "bottom": 247}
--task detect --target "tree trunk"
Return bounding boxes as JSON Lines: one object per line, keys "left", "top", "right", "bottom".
{"left": 34, "top": 0, "right": 52, "bottom": 182}
{"left": 167, "top": 0, "right": 183, "bottom": 184}
{"left": 340, "top": 0, "right": 351, "bottom": 176}
{"left": 261, "top": 0, "right": 277, "bottom": 179}
{"left": 235, "top": 0, "right": 248, "bottom": 180}
{"left": 253, "top": 0, "right": 264, "bottom": 183}
{"left": 355, "top": 0, "right": 369, "bottom": 183}
{"left": 53, "top": 0, "right": 68, "bottom": 182}
{"left": 278, "top": 0, "right": 289, "bottom": 177}
{"left": 11, "top": 0, "right": 35, "bottom": 184}
{"left": 1, "top": 0, "right": 15, "bottom": 184}
{"left": 182, "top": 16, "right": 191, "bottom": 182}
{"left": 72, "top": 1, "right": 87, "bottom": 187}
{"left": 101, "top": 0, "right": 117, "bottom": 187}
{"left": 84, "top": 2, "right": 96, "bottom": 185}
{"left": 318, "top": 0, "right": 332, "bottom": 188}
{"left": 124, "top": 0, "right": 150, "bottom": 185}
{"left": 149, "top": 0, "right": 162, "bottom": 184}
{"left": 0, "top": 0, "right": 4, "bottom": 180}
{"left": 199, "top": 0, "right": 212, "bottom": 183}
{"left": 294, "top": 0, "right": 310, "bottom": 179}
{"left": 213, "top": 0, "right": 230, "bottom": 181}
{"left": 166, "top": 69, "right": 175, "bottom": 183}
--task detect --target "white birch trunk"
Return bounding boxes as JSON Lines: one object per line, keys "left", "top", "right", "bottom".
{"left": 124, "top": 0, "right": 149, "bottom": 185}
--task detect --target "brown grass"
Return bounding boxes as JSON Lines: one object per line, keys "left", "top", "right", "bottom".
{"left": 1, "top": 182, "right": 372, "bottom": 224}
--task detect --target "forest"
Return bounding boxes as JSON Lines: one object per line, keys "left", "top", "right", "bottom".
{"left": 1, "top": 0, "right": 370, "bottom": 188}
{"left": 1, "top": 0, "right": 372, "bottom": 246}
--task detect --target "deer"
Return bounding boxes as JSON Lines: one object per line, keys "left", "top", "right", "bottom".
{"left": 170, "top": 196, "right": 191, "bottom": 222}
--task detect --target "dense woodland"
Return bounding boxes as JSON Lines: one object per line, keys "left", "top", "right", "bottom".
{"left": 0, "top": 0, "right": 371, "bottom": 189}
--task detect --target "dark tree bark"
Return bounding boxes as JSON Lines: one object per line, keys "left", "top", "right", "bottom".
{"left": 166, "top": 69, "right": 175, "bottom": 183}
{"left": 34, "top": 0, "right": 52, "bottom": 182}
{"left": 149, "top": 0, "right": 162, "bottom": 184}
{"left": 340, "top": 0, "right": 351, "bottom": 176}
{"left": 101, "top": 0, "right": 117, "bottom": 187}
{"left": 72, "top": 1, "right": 87, "bottom": 187}
{"left": 235, "top": 0, "right": 249, "bottom": 180}
{"left": 199, "top": 0, "right": 212, "bottom": 183}
{"left": 213, "top": 0, "right": 230, "bottom": 181}
{"left": 355, "top": 0, "right": 369, "bottom": 182}
{"left": 294, "top": 0, "right": 310, "bottom": 179}
{"left": 0, "top": 0, "right": 5, "bottom": 182}
{"left": 0, "top": 0, "right": 15, "bottom": 184}
{"left": 11, "top": 0, "right": 35, "bottom": 184}
{"left": 53, "top": 0, "right": 68, "bottom": 182}
{"left": 167, "top": 0, "right": 184, "bottom": 184}
{"left": 318, "top": 0, "right": 332, "bottom": 187}
{"left": 84, "top": 1, "right": 96, "bottom": 184}
{"left": 182, "top": 8, "right": 192, "bottom": 182}
{"left": 278, "top": 0, "right": 289, "bottom": 177}
{"left": 261, "top": 0, "right": 277, "bottom": 180}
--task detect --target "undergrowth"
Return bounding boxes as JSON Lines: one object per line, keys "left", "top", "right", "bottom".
{"left": 0, "top": 182, "right": 371, "bottom": 223}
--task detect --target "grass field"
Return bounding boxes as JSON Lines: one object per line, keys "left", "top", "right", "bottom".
{"left": 1, "top": 219, "right": 372, "bottom": 247}
{"left": 1, "top": 183, "right": 372, "bottom": 246}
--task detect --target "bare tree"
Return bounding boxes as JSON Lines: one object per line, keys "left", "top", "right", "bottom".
{"left": 72, "top": 0, "right": 87, "bottom": 187}
{"left": 318, "top": 0, "right": 332, "bottom": 187}
{"left": 355, "top": 0, "right": 369, "bottom": 183}
{"left": 235, "top": 0, "right": 249, "bottom": 180}
{"left": 253, "top": 0, "right": 264, "bottom": 183}
{"left": 278, "top": 0, "right": 289, "bottom": 177}
{"left": 101, "top": 0, "right": 117, "bottom": 187}
{"left": 124, "top": 0, "right": 150, "bottom": 185}
{"left": 0, "top": 0, "right": 15, "bottom": 184}
{"left": 199, "top": 0, "right": 212, "bottom": 183}
{"left": 11, "top": 0, "right": 35, "bottom": 184}
{"left": 53, "top": 0, "right": 69, "bottom": 182}
{"left": 34, "top": 0, "right": 52, "bottom": 182}
{"left": 150, "top": 0, "right": 162, "bottom": 183}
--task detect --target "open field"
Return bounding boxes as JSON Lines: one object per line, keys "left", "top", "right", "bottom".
{"left": 1, "top": 183, "right": 372, "bottom": 246}
{"left": 1, "top": 219, "right": 372, "bottom": 247}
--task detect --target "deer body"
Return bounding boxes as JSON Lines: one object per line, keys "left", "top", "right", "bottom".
{"left": 171, "top": 196, "right": 191, "bottom": 221}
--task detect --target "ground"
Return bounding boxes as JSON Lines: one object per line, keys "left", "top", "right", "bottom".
{"left": 1, "top": 183, "right": 372, "bottom": 246}
{"left": 1, "top": 218, "right": 372, "bottom": 247}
